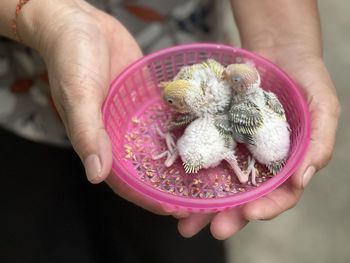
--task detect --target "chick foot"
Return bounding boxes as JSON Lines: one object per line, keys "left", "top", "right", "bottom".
{"left": 224, "top": 153, "right": 248, "bottom": 184}
{"left": 152, "top": 126, "right": 178, "bottom": 167}
{"left": 247, "top": 156, "right": 258, "bottom": 186}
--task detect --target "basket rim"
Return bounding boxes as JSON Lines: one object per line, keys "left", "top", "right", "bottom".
{"left": 102, "top": 43, "right": 311, "bottom": 211}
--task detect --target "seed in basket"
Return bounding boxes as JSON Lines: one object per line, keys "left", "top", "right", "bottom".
{"left": 224, "top": 63, "right": 291, "bottom": 178}
{"left": 153, "top": 59, "right": 249, "bottom": 184}
{"left": 131, "top": 117, "right": 140, "bottom": 124}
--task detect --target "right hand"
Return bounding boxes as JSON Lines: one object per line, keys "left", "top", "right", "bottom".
{"left": 22, "top": 0, "right": 186, "bottom": 216}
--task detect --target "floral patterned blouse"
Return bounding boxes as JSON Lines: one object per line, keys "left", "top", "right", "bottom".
{"left": 0, "top": 0, "right": 232, "bottom": 146}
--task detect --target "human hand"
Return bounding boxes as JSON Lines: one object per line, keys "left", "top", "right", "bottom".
{"left": 177, "top": 43, "right": 340, "bottom": 239}
{"left": 22, "top": 0, "right": 185, "bottom": 216}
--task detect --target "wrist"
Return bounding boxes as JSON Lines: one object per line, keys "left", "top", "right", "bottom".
{"left": 18, "top": 0, "right": 80, "bottom": 49}
{"left": 231, "top": 0, "right": 323, "bottom": 59}
{"left": 242, "top": 32, "right": 323, "bottom": 62}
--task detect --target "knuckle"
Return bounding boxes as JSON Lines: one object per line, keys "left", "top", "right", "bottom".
{"left": 69, "top": 122, "right": 88, "bottom": 145}
{"left": 314, "top": 142, "right": 334, "bottom": 169}
{"left": 334, "top": 101, "right": 342, "bottom": 119}
{"left": 320, "top": 149, "right": 334, "bottom": 168}
{"left": 288, "top": 200, "right": 298, "bottom": 210}
{"left": 329, "top": 94, "right": 341, "bottom": 119}
{"left": 69, "top": 124, "right": 105, "bottom": 155}
{"left": 52, "top": 85, "right": 74, "bottom": 109}
{"left": 69, "top": 124, "right": 93, "bottom": 157}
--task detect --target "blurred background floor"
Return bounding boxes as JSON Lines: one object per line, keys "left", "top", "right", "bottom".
{"left": 226, "top": 0, "right": 350, "bottom": 262}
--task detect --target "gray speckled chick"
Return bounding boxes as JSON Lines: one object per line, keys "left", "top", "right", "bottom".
{"left": 224, "top": 63, "right": 290, "bottom": 184}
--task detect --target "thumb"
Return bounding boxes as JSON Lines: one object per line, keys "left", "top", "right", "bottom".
{"left": 291, "top": 67, "right": 340, "bottom": 190}
{"left": 292, "top": 91, "right": 340, "bottom": 189}
{"left": 69, "top": 102, "right": 112, "bottom": 184}
{"left": 53, "top": 85, "right": 112, "bottom": 184}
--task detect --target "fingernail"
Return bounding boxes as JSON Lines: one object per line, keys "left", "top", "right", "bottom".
{"left": 84, "top": 154, "right": 102, "bottom": 183}
{"left": 302, "top": 166, "right": 316, "bottom": 188}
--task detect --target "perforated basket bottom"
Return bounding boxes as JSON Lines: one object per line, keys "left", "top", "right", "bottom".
{"left": 122, "top": 97, "right": 275, "bottom": 199}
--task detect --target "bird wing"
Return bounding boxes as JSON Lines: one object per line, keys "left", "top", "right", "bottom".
{"left": 214, "top": 114, "right": 237, "bottom": 148}
{"left": 229, "top": 100, "right": 263, "bottom": 145}
{"left": 233, "top": 132, "right": 255, "bottom": 146}
{"left": 214, "top": 114, "right": 232, "bottom": 136}
{"left": 263, "top": 91, "right": 286, "bottom": 120}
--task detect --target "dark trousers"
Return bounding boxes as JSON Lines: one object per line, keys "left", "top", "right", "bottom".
{"left": 0, "top": 128, "right": 226, "bottom": 263}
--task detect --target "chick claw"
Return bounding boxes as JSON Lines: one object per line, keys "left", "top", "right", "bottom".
{"left": 247, "top": 156, "right": 258, "bottom": 186}
{"left": 224, "top": 153, "right": 249, "bottom": 184}
{"left": 152, "top": 126, "right": 178, "bottom": 167}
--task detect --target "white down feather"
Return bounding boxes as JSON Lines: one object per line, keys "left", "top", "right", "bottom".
{"left": 184, "top": 68, "right": 232, "bottom": 117}
{"left": 177, "top": 116, "right": 236, "bottom": 169}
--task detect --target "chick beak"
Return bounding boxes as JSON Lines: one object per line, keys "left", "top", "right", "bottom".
{"left": 223, "top": 69, "right": 230, "bottom": 81}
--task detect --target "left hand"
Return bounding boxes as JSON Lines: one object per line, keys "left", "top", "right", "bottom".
{"left": 177, "top": 44, "right": 340, "bottom": 239}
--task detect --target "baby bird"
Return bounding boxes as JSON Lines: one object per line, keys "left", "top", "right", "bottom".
{"left": 161, "top": 59, "right": 230, "bottom": 119}
{"left": 224, "top": 63, "right": 290, "bottom": 182}
{"left": 153, "top": 59, "right": 248, "bottom": 184}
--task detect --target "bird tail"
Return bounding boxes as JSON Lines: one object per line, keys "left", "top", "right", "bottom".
{"left": 183, "top": 153, "right": 203, "bottom": 174}
{"left": 267, "top": 159, "right": 286, "bottom": 175}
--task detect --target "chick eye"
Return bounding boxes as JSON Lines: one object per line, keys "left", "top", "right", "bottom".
{"left": 167, "top": 99, "right": 173, "bottom": 104}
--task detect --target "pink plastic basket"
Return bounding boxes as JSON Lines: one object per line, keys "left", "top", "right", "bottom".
{"left": 102, "top": 43, "right": 311, "bottom": 213}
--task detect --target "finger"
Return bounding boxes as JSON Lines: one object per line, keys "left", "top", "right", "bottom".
{"left": 307, "top": 94, "right": 339, "bottom": 168}
{"left": 178, "top": 213, "right": 215, "bottom": 238}
{"left": 173, "top": 212, "right": 191, "bottom": 219}
{"left": 67, "top": 98, "right": 112, "bottom": 184}
{"left": 294, "top": 64, "right": 340, "bottom": 188}
{"left": 159, "top": 205, "right": 190, "bottom": 219}
{"left": 242, "top": 183, "right": 301, "bottom": 221}
{"left": 210, "top": 208, "right": 248, "bottom": 240}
